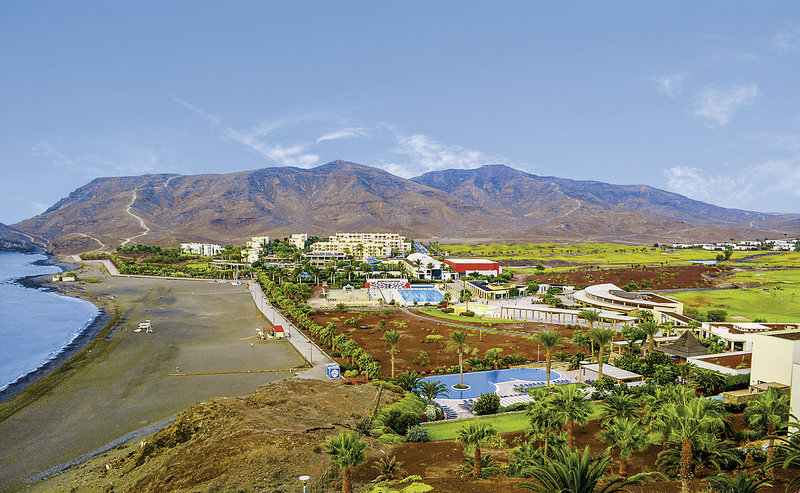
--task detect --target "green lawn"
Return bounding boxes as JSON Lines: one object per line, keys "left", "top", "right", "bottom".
{"left": 439, "top": 241, "right": 740, "bottom": 268}
{"left": 424, "top": 412, "right": 529, "bottom": 441}
{"left": 424, "top": 402, "right": 601, "bottom": 441}
{"left": 666, "top": 288, "right": 800, "bottom": 322}
{"left": 417, "top": 308, "right": 515, "bottom": 326}
{"left": 185, "top": 262, "right": 209, "bottom": 269}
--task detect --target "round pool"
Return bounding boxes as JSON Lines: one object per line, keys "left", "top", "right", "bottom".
{"left": 420, "top": 368, "right": 560, "bottom": 400}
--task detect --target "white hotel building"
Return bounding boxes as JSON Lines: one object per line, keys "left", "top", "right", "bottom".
{"left": 180, "top": 243, "right": 223, "bottom": 257}
{"left": 309, "top": 233, "right": 411, "bottom": 260}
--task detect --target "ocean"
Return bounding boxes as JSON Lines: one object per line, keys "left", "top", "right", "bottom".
{"left": 0, "top": 252, "right": 99, "bottom": 392}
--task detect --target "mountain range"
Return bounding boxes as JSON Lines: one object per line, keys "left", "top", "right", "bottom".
{"left": 6, "top": 160, "right": 800, "bottom": 254}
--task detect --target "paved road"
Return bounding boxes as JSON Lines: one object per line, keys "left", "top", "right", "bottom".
{"left": 248, "top": 281, "right": 334, "bottom": 380}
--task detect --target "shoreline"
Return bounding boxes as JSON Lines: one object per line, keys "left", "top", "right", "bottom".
{"left": 0, "top": 254, "right": 108, "bottom": 404}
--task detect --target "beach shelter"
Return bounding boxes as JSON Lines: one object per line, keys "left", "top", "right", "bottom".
{"left": 653, "top": 330, "right": 709, "bottom": 360}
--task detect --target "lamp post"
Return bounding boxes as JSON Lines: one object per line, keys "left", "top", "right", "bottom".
{"left": 299, "top": 475, "right": 310, "bottom": 493}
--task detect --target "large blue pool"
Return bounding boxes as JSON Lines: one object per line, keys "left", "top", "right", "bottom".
{"left": 420, "top": 368, "right": 560, "bottom": 400}
{"left": 396, "top": 288, "right": 444, "bottom": 304}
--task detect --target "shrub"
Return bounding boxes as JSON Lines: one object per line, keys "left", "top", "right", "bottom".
{"left": 502, "top": 402, "right": 529, "bottom": 413}
{"left": 441, "top": 307, "right": 454, "bottom": 313}
{"left": 378, "top": 433, "right": 405, "bottom": 445}
{"left": 472, "top": 392, "right": 500, "bottom": 415}
{"left": 460, "top": 310, "right": 475, "bottom": 317}
{"left": 344, "top": 369, "right": 359, "bottom": 378}
{"left": 423, "top": 334, "right": 443, "bottom": 343}
{"left": 405, "top": 425, "right": 430, "bottom": 442}
{"left": 384, "top": 410, "right": 421, "bottom": 435}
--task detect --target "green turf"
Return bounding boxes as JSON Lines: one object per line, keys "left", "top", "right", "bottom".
{"left": 424, "top": 412, "right": 529, "bottom": 441}
{"left": 666, "top": 287, "right": 800, "bottom": 322}
{"left": 417, "top": 308, "right": 515, "bottom": 325}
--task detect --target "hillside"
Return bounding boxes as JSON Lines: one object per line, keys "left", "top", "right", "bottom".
{"left": 28, "top": 379, "right": 390, "bottom": 493}
{"left": 0, "top": 222, "right": 47, "bottom": 253}
{"left": 11, "top": 160, "right": 800, "bottom": 253}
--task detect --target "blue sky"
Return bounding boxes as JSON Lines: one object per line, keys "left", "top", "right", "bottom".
{"left": 2, "top": 2, "right": 800, "bottom": 224}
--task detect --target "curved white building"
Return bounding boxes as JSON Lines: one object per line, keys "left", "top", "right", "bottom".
{"left": 572, "top": 283, "right": 683, "bottom": 321}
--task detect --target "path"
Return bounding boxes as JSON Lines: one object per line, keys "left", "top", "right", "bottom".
{"left": 76, "top": 233, "right": 105, "bottom": 251}
{"left": 247, "top": 281, "right": 334, "bottom": 380}
{"left": 120, "top": 191, "right": 150, "bottom": 246}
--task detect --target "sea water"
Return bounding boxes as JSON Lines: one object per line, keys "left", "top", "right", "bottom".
{"left": 0, "top": 252, "right": 99, "bottom": 391}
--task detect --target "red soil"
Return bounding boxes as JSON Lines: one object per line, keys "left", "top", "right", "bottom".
{"left": 524, "top": 264, "right": 730, "bottom": 291}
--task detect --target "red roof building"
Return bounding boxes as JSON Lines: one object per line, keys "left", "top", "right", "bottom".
{"left": 444, "top": 258, "right": 501, "bottom": 277}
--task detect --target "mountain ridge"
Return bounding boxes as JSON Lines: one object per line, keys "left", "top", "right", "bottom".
{"left": 8, "top": 160, "right": 800, "bottom": 254}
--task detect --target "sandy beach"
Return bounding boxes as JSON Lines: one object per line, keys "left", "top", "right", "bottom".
{"left": 0, "top": 262, "right": 306, "bottom": 490}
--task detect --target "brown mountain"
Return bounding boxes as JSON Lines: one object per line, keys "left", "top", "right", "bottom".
{"left": 0, "top": 222, "right": 48, "bottom": 253}
{"left": 11, "top": 160, "right": 800, "bottom": 253}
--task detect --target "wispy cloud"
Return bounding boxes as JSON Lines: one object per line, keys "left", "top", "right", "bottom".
{"left": 31, "top": 139, "right": 173, "bottom": 178}
{"left": 316, "top": 127, "right": 366, "bottom": 143}
{"left": 380, "top": 128, "right": 504, "bottom": 178}
{"left": 693, "top": 83, "right": 760, "bottom": 126}
{"left": 651, "top": 73, "right": 686, "bottom": 98}
{"left": 173, "top": 97, "right": 321, "bottom": 167}
{"left": 664, "top": 160, "right": 800, "bottom": 211}
{"left": 772, "top": 25, "right": 800, "bottom": 53}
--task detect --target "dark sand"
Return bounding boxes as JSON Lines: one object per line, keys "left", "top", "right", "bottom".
{"left": 0, "top": 262, "right": 305, "bottom": 490}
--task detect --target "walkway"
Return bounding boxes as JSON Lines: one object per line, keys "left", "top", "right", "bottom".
{"left": 247, "top": 281, "right": 334, "bottom": 380}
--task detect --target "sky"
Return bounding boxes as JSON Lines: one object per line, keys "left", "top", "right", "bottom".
{"left": 2, "top": 2, "right": 800, "bottom": 224}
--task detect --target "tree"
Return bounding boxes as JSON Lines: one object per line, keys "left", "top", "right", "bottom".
{"left": 456, "top": 422, "right": 498, "bottom": 478}
{"left": 599, "top": 418, "right": 651, "bottom": 477}
{"left": 533, "top": 330, "right": 565, "bottom": 386}
{"left": 651, "top": 396, "right": 726, "bottom": 493}
{"left": 689, "top": 367, "right": 727, "bottom": 396}
{"left": 745, "top": 387, "right": 790, "bottom": 478}
{"left": 484, "top": 347, "right": 504, "bottom": 370}
{"left": 518, "top": 445, "right": 659, "bottom": 492}
{"left": 551, "top": 384, "right": 591, "bottom": 450}
{"left": 323, "top": 431, "right": 367, "bottom": 493}
{"left": 382, "top": 330, "right": 403, "bottom": 379}
{"left": 589, "top": 327, "right": 615, "bottom": 380}
{"left": 578, "top": 309, "right": 600, "bottom": 330}
{"left": 527, "top": 389, "right": 566, "bottom": 458}
{"left": 638, "top": 320, "right": 660, "bottom": 354}
{"left": 447, "top": 330, "right": 471, "bottom": 388}
{"left": 704, "top": 470, "right": 772, "bottom": 493}
{"left": 395, "top": 371, "right": 423, "bottom": 392}
{"left": 416, "top": 381, "right": 447, "bottom": 406}
{"left": 473, "top": 392, "right": 500, "bottom": 415}
{"left": 598, "top": 393, "right": 640, "bottom": 427}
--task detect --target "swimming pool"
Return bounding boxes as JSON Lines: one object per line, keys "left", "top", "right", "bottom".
{"left": 396, "top": 288, "right": 444, "bottom": 304}
{"left": 420, "top": 368, "right": 560, "bottom": 400}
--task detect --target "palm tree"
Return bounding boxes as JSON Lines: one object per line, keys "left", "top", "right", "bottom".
{"left": 745, "top": 387, "right": 790, "bottom": 478}
{"left": 527, "top": 388, "right": 566, "bottom": 458}
{"left": 416, "top": 380, "right": 449, "bottom": 403}
{"left": 382, "top": 329, "right": 403, "bottom": 379}
{"left": 578, "top": 309, "right": 600, "bottom": 330}
{"left": 533, "top": 329, "right": 565, "bottom": 386}
{"left": 599, "top": 418, "right": 651, "bottom": 476}
{"left": 766, "top": 420, "right": 800, "bottom": 490}
{"left": 446, "top": 330, "right": 471, "bottom": 388}
{"left": 638, "top": 320, "right": 660, "bottom": 354}
{"left": 323, "top": 430, "right": 367, "bottom": 493}
{"left": 456, "top": 422, "right": 498, "bottom": 478}
{"left": 598, "top": 393, "right": 640, "bottom": 427}
{"left": 689, "top": 367, "right": 727, "bottom": 396}
{"left": 518, "top": 445, "right": 660, "bottom": 492}
{"left": 552, "top": 384, "right": 591, "bottom": 450}
{"left": 589, "top": 327, "right": 615, "bottom": 380}
{"left": 704, "top": 470, "right": 772, "bottom": 493}
{"left": 651, "top": 396, "right": 726, "bottom": 493}
{"left": 484, "top": 347, "right": 504, "bottom": 370}
{"left": 394, "top": 371, "right": 422, "bottom": 392}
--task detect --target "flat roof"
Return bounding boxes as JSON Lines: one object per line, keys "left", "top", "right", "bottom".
{"left": 770, "top": 331, "right": 800, "bottom": 341}
{"left": 580, "top": 363, "right": 642, "bottom": 381}
{"left": 445, "top": 258, "right": 498, "bottom": 265}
